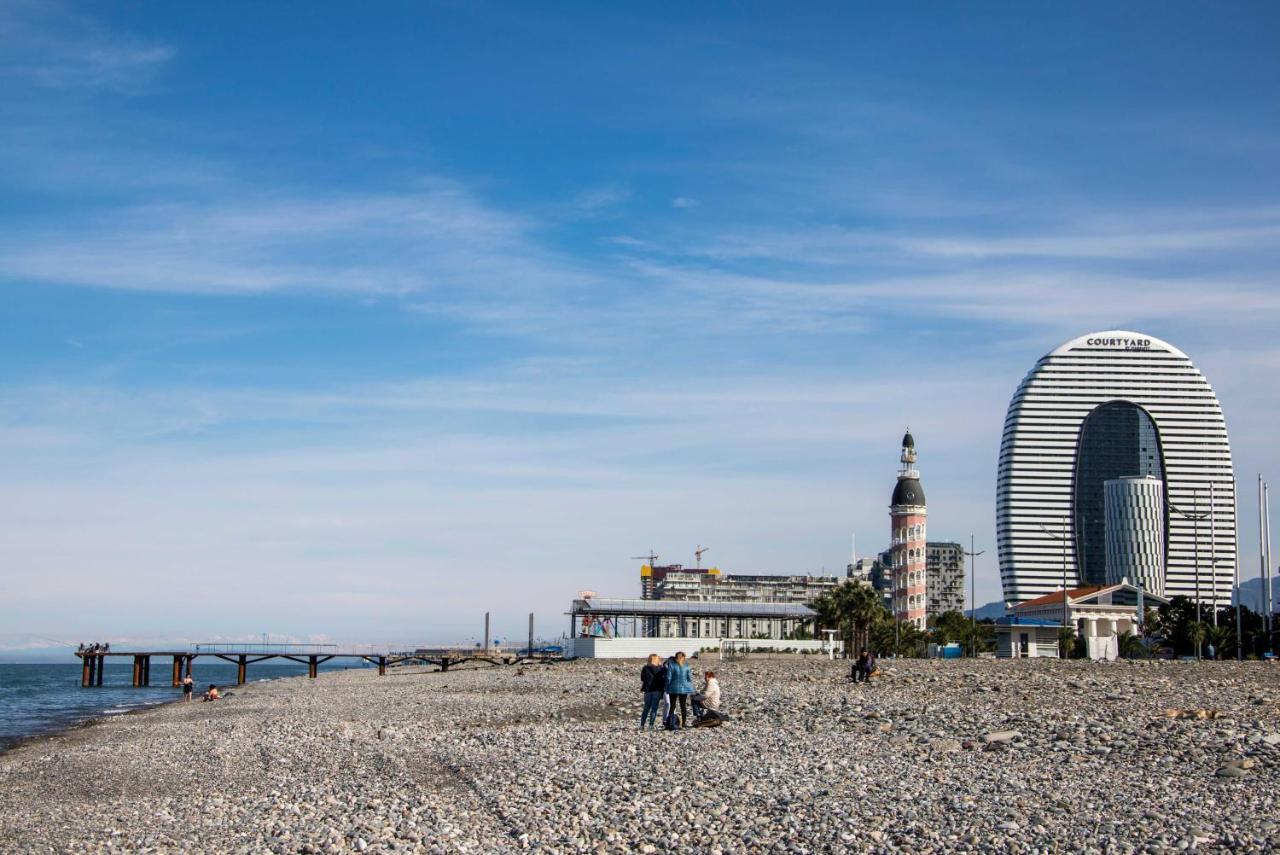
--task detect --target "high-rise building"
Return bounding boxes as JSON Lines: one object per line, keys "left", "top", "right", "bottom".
{"left": 890, "top": 430, "right": 928, "bottom": 629}
{"left": 926, "top": 542, "right": 965, "bottom": 617}
{"left": 997, "top": 331, "right": 1236, "bottom": 606}
{"left": 1104, "top": 475, "right": 1165, "bottom": 594}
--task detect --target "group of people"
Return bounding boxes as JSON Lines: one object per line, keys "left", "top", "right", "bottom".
{"left": 178, "top": 674, "right": 221, "bottom": 702}
{"left": 76, "top": 642, "right": 110, "bottom": 654}
{"left": 639, "top": 651, "right": 723, "bottom": 730}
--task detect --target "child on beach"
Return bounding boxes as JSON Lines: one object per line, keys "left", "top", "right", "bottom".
{"left": 692, "top": 670, "right": 720, "bottom": 719}
{"left": 203, "top": 685, "right": 221, "bottom": 702}
{"left": 640, "top": 654, "right": 666, "bottom": 730}
{"left": 182, "top": 675, "right": 193, "bottom": 701}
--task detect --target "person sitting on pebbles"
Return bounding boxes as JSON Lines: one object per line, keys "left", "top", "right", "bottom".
{"left": 203, "top": 684, "right": 221, "bottom": 702}
{"left": 692, "top": 670, "right": 721, "bottom": 723}
{"left": 852, "top": 649, "right": 879, "bottom": 683}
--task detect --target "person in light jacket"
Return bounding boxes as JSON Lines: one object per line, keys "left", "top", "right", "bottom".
{"left": 692, "top": 671, "right": 720, "bottom": 718}
{"left": 664, "top": 651, "right": 694, "bottom": 727}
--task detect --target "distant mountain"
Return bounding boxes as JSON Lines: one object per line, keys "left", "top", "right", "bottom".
{"left": 1237, "top": 575, "right": 1279, "bottom": 613}
{"left": 964, "top": 600, "right": 1007, "bottom": 621}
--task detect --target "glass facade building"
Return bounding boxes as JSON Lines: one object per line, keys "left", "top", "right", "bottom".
{"left": 996, "top": 331, "right": 1235, "bottom": 606}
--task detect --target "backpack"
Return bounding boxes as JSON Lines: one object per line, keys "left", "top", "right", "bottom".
{"left": 663, "top": 708, "right": 681, "bottom": 731}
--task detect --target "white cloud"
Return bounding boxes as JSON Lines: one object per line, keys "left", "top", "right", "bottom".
{"left": 0, "top": 1, "right": 174, "bottom": 93}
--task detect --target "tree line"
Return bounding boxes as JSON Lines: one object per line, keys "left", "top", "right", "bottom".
{"left": 807, "top": 580, "right": 993, "bottom": 658}
{"left": 808, "top": 581, "right": 1276, "bottom": 659}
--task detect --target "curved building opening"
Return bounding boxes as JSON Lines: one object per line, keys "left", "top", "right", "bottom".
{"left": 1073, "top": 400, "right": 1165, "bottom": 585}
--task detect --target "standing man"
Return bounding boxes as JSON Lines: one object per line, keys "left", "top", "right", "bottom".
{"left": 639, "top": 654, "right": 666, "bottom": 731}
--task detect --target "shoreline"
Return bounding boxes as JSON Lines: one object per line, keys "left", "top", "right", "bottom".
{"left": 0, "top": 663, "right": 335, "bottom": 758}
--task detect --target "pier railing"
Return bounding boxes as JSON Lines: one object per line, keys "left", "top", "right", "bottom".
{"left": 75, "top": 645, "right": 559, "bottom": 688}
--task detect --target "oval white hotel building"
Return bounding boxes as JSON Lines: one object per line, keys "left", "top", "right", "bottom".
{"left": 997, "top": 331, "right": 1235, "bottom": 606}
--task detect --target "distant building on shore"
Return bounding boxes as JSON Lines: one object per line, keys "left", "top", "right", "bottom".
{"left": 890, "top": 430, "right": 928, "bottom": 630}
{"left": 926, "top": 542, "right": 965, "bottom": 616}
{"left": 641, "top": 564, "right": 839, "bottom": 604}
{"left": 997, "top": 331, "right": 1236, "bottom": 607}
{"left": 637, "top": 562, "right": 840, "bottom": 638}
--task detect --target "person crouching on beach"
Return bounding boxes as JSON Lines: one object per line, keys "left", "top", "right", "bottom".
{"left": 664, "top": 652, "right": 694, "bottom": 728}
{"left": 640, "top": 654, "right": 666, "bottom": 731}
{"left": 203, "top": 684, "right": 220, "bottom": 702}
{"left": 692, "top": 670, "right": 720, "bottom": 719}
{"left": 182, "top": 674, "right": 194, "bottom": 702}
{"left": 852, "top": 649, "right": 872, "bottom": 683}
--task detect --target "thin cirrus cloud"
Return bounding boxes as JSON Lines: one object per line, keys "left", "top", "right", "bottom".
{"left": 0, "top": 1, "right": 174, "bottom": 93}
{"left": 5, "top": 171, "right": 1278, "bottom": 341}
{"left": 0, "top": 181, "right": 594, "bottom": 299}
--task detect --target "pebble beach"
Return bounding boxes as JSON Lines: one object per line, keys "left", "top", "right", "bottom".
{"left": 1, "top": 657, "right": 1278, "bottom": 853}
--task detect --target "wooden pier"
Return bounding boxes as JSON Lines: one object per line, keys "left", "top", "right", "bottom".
{"left": 75, "top": 647, "right": 551, "bottom": 688}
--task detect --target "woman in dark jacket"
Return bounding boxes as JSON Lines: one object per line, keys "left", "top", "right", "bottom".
{"left": 640, "top": 654, "right": 666, "bottom": 730}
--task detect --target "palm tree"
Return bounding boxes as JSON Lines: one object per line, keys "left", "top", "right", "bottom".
{"left": 810, "top": 590, "right": 842, "bottom": 654}
{"left": 1117, "top": 630, "right": 1145, "bottom": 659}
{"left": 1205, "top": 624, "right": 1233, "bottom": 660}
{"left": 1187, "top": 621, "right": 1208, "bottom": 659}
{"left": 1057, "top": 626, "right": 1076, "bottom": 658}
{"left": 810, "top": 581, "right": 888, "bottom": 658}
{"left": 894, "top": 621, "right": 927, "bottom": 658}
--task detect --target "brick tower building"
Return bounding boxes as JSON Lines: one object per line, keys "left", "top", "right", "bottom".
{"left": 890, "top": 430, "right": 928, "bottom": 629}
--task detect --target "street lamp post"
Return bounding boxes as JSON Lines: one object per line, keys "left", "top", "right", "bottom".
{"left": 1170, "top": 490, "right": 1211, "bottom": 661}
{"left": 1040, "top": 517, "right": 1071, "bottom": 657}
{"left": 965, "top": 536, "right": 985, "bottom": 658}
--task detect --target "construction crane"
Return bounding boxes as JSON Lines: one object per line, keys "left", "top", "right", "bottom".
{"left": 631, "top": 551, "right": 660, "bottom": 567}
{"left": 695, "top": 545, "right": 710, "bottom": 568}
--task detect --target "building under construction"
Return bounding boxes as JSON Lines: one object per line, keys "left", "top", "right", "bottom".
{"left": 641, "top": 564, "right": 839, "bottom": 604}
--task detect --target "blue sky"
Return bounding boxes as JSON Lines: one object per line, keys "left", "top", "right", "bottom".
{"left": 2, "top": 2, "right": 1279, "bottom": 652}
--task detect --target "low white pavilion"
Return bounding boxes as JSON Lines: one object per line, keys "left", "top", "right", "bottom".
{"left": 1007, "top": 580, "right": 1168, "bottom": 660}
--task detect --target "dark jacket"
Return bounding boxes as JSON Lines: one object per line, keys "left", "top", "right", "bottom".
{"left": 641, "top": 663, "right": 666, "bottom": 693}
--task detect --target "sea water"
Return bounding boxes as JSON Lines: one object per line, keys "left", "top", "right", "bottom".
{"left": 0, "top": 660, "right": 364, "bottom": 751}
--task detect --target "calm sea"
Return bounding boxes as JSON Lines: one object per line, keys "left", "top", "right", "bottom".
{"left": 0, "top": 660, "right": 366, "bottom": 752}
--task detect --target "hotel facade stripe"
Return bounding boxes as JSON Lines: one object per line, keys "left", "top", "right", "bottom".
{"left": 997, "top": 331, "right": 1236, "bottom": 606}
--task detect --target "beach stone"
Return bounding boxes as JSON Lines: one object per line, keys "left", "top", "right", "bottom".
{"left": 4, "top": 657, "right": 1280, "bottom": 852}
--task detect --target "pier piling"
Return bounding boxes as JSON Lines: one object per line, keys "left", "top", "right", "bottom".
{"left": 76, "top": 644, "right": 556, "bottom": 688}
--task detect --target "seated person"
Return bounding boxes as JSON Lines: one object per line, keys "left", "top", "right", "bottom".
{"left": 203, "top": 684, "right": 221, "bottom": 702}
{"left": 852, "top": 649, "right": 875, "bottom": 682}
{"left": 692, "top": 671, "right": 721, "bottom": 722}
